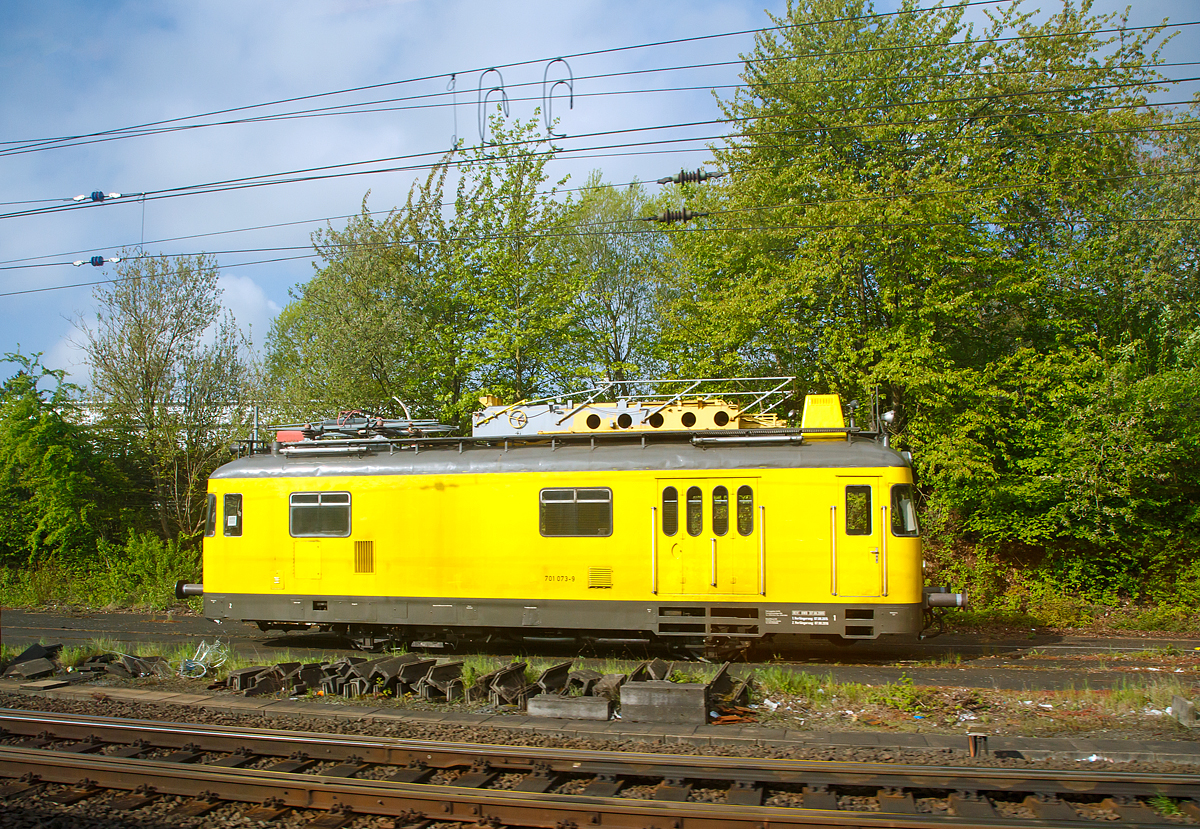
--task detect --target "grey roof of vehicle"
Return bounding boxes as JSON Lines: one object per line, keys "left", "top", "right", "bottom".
{"left": 210, "top": 437, "right": 908, "bottom": 479}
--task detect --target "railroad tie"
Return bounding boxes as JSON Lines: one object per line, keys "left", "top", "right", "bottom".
{"left": 512, "top": 762, "right": 560, "bottom": 793}
{"left": 269, "top": 752, "right": 318, "bottom": 773}
{"left": 45, "top": 778, "right": 101, "bottom": 805}
{"left": 169, "top": 790, "right": 222, "bottom": 817}
{"left": 948, "top": 790, "right": 998, "bottom": 819}
{"left": 308, "top": 803, "right": 355, "bottom": 828}
{"left": 876, "top": 788, "right": 917, "bottom": 814}
{"left": 581, "top": 773, "right": 624, "bottom": 797}
{"left": 207, "top": 747, "right": 257, "bottom": 768}
{"left": 108, "top": 739, "right": 152, "bottom": 759}
{"left": 387, "top": 761, "right": 436, "bottom": 784}
{"left": 323, "top": 757, "right": 369, "bottom": 778}
{"left": 244, "top": 796, "right": 290, "bottom": 821}
{"left": 802, "top": 785, "right": 839, "bottom": 810}
{"left": 654, "top": 777, "right": 692, "bottom": 801}
{"left": 1023, "top": 794, "right": 1081, "bottom": 821}
{"left": 726, "top": 781, "right": 764, "bottom": 806}
{"left": 110, "top": 784, "right": 159, "bottom": 810}
{"left": 0, "top": 773, "right": 44, "bottom": 798}
{"left": 60, "top": 735, "right": 106, "bottom": 754}
{"left": 454, "top": 759, "right": 499, "bottom": 788}
{"left": 1101, "top": 796, "right": 1161, "bottom": 825}
{"left": 15, "top": 732, "right": 54, "bottom": 749}
{"left": 161, "top": 742, "right": 205, "bottom": 764}
{"left": 1182, "top": 800, "right": 1200, "bottom": 822}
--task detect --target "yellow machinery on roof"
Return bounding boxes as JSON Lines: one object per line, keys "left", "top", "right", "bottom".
{"left": 471, "top": 377, "right": 802, "bottom": 437}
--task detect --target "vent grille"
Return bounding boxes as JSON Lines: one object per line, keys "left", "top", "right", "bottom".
{"left": 588, "top": 567, "right": 613, "bottom": 588}
{"left": 354, "top": 540, "right": 374, "bottom": 573}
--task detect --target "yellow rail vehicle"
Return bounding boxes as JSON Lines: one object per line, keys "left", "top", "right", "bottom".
{"left": 193, "top": 386, "right": 964, "bottom": 651}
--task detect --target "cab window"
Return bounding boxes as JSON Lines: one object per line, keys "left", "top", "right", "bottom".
{"left": 223, "top": 493, "right": 243, "bottom": 537}
{"left": 686, "top": 486, "right": 703, "bottom": 536}
{"left": 712, "top": 486, "right": 729, "bottom": 536}
{"left": 290, "top": 492, "right": 351, "bottom": 537}
{"left": 540, "top": 488, "right": 612, "bottom": 537}
{"left": 891, "top": 484, "right": 920, "bottom": 537}
{"left": 845, "top": 485, "right": 871, "bottom": 535}
{"left": 661, "top": 486, "right": 678, "bottom": 536}
{"left": 204, "top": 493, "right": 217, "bottom": 537}
{"left": 736, "top": 485, "right": 754, "bottom": 536}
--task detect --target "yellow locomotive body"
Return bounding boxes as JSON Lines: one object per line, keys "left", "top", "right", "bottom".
{"left": 198, "top": 390, "right": 957, "bottom": 649}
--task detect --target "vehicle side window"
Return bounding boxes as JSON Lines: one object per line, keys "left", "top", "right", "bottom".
{"left": 290, "top": 492, "right": 351, "bottom": 537}
{"left": 661, "top": 486, "right": 678, "bottom": 536}
{"left": 891, "top": 484, "right": 920, "bottom": 537}
{"left": 204, "top": 493, "right": 217, "bottom": 537}
{"left": 737, "top": 485, "right": 754, "bottom": 536}
{"left": 845, "top": 485, "right": 871, "bottom": 535}
{"left": 540, "top": 488, "right": 612, "bottom": 537}
{"left": 686, "top": 486, "right": 703, "bottom": 536}
{"left": 712, "top": 486, "right": 729, "bottom": 536}
{"left": 223, "top": 493, "right": 243, "bottom": 537}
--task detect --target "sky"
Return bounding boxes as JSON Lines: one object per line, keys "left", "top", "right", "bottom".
{"left": 0, "top": 0, "right": 1196, "bottom": 385}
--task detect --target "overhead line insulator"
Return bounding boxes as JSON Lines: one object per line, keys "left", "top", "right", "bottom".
{"left": 71, "top": 191, "right": 122, "bottom": 203}
{"left": 641, "top": 208, "right": 709, "bottom": 224}
{"left": 72, "top": 256, "right": 122, "bottom": 267}
{"left": 656, "top": 168, "right": 725, "bottom": 185}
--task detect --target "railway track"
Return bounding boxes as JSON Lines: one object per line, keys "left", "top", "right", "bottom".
{"left": 0, "top": 708, "right": 1197, "bottom": 827}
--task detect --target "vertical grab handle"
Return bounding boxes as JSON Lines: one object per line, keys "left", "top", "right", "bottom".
{"left": 710, "top": 538, "right": 717, "bottom": 587}
{"left": 830, "top": 505, "right": 838, "bottom": 596}
{"left": 651, "top": 506, "right": 657, "bottom": 595}
{"left": 759, "top": 505, "right": 766, "bottom": 596}
{"left": 881, "top": 504, "right": 888, "bottom": 597}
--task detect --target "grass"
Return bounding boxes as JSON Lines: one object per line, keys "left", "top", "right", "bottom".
{"left": 1149, "top": 795, "right": 1181, "bottom": 816}
{"left": 0, "top": 532, "right": 201, "bottom": 612}
{"left": 4, "top": 635, "right": 1193, "bottom": 738}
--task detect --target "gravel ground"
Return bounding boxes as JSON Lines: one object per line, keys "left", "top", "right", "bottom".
{"left": 1, "top": 690, "right": 1195, "bottom": 772}
{"left": 2, "top": 690, "right": 1198, "bottom": 827}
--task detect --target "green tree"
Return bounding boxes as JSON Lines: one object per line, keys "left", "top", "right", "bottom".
{"left": 556, "top": 172, "right": 672, "bottom": 383}
{"left": 0, "top": 352, "right": 130, "bottom": 565}
{"left": 663, "top": 0, "right": 1179, "bottom": 559}
{"left": 267, "top": 116, "right": 580, "bottom": 425}
{"left": 76, "top": 253, "right": 254, "bottom": 540}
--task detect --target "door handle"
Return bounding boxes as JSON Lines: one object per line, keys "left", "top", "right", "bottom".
{"left": 870, "top": 548, "right": 879, "bottom": 563}
{"left": 711, "top": 538, "right": 717, "bottom": 587}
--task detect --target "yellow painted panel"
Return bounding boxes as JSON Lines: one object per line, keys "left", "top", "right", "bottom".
{"left": 203, "top": 463, "right": 923, "bottom": 606}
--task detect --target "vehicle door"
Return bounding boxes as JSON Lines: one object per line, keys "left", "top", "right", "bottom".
{"left": 655, "top": 478, "right": 760, "bottom": 596}
{"left": 832, "top": 476, "right": 882, "bottom": 598}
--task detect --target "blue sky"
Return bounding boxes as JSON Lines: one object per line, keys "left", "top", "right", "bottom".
{"left": 0, "top": 0, "right": 1195, "bottom": 384}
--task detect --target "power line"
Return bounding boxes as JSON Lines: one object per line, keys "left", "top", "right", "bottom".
{"left": 1, "top": 12, "right": 1189, "bottom": 162}
{"left": 0, "top": 0, "right": 1019, "bottom": 155}
{"left": 2, "top": 76, "right": 1195, "bottom": 227}
{"left": 3, "top": 108, "right": 1197, "bottom": 269}
{"left": 9, "top": 85, "right": 1199, "bottom": 269}
{"left": 5, "top": 163, "right": 1197, "bottom": 292}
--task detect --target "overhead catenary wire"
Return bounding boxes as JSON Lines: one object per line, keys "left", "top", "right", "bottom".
{"left": 2, "top": 76, "right": 1196, "bottom": 227}
{"left": 4, "top": 109, "right": 1199, "bottom": 272}
{"left": 4, "top": 213, "right": 1197, "bottom": 299}
{"left": 0, "top": 13, "right": 1190, "bottom": 162}
{"left": 3, "top": 47, "right": 1195, "bottom": 162}
{"left": 0, "top": 0, "right": 1024, "bottom": 154}
{"left": 3, "top": 161, "right": 1197, "bottom": 293}
{"left": 0, "top": 4, "right": 1193, "bottom": 296}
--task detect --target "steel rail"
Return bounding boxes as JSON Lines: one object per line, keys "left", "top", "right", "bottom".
{"left": 2, "top": 709, "right": 1198, "bottom": 800}
{"left": 0, "top": 745, "right": 1176, "bottom": 829}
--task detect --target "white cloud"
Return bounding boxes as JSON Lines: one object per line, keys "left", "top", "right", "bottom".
{"left": 218, "top": 272, "right": 281, "bottom": 353}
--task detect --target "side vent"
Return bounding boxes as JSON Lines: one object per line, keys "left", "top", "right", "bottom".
{"left": 588, "top": 567, "right": 613, "bottom": 588}
{"left": 354, "top": 540, "right": 374, "bottom": 574}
